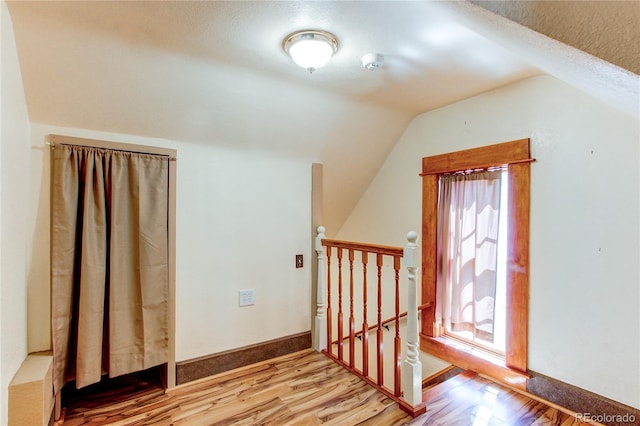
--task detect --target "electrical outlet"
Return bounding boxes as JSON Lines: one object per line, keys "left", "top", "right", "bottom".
{"left": 239, "top": 289, "right": 255, "bottom": 307}
{"left": 296, "top": 254, "right": 303, "bottom": 268}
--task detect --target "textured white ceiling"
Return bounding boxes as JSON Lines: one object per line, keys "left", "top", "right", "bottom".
{"left": 6, "top": 1, "right": 637, "bottom": 233}
{"left": 9, "top": 1, "right": 540, "bottom": 117}
{"left": 472, "top": 0, "right": 640, "bottom": 75}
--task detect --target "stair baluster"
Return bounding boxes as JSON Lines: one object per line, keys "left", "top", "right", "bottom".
{"left": 394, "top": 255, "right": 401, "bottom": 397}
{"left": 376, "top": 253, "right": 384, "bottom": 387}
{"left": 315, "top": 228, "right": 425, "bottom": 417}
{"left": 337, "top": 247, "right": 344, "bottom": 362}
{"left": 314, "top": 226, "right": 326, "bottom": 351}
{"left": 402, "top": 231, "right": 425, "bottom": 413}
{"left": 361, "top": 250, "right": 369, "bottom": 377}
{"left": 348, "top": 249, "right": 355, "bottom": 368}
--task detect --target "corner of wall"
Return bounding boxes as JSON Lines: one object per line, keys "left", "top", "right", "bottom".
{"left": 1, "top": 1, "right": 32, "bottom": 424}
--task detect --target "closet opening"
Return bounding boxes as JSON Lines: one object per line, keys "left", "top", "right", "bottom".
{"left": 48, "top": 135, "right": 177, "bottom": 418}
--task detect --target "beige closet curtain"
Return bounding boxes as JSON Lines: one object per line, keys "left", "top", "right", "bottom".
{"left": 437, "top": 170, "right": 502, "bottom": 343}
{"left": 51, "top": 144, "right": 169, "bottom": 393}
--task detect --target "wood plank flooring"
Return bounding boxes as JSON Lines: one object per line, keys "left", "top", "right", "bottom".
{"left": 413, "top": 371, "right": 594, "bottom": 426}
{"left": 59, "top": 350, "right": 594, "bottom": 425}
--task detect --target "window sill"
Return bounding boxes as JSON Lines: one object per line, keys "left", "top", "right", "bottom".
{"left": 420, "top": 334, "right": 530, "bottom": 390}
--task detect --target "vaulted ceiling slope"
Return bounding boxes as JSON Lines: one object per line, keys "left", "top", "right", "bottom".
{"left": 7, "top": 1, "right": 638, "bottom": 233}
{"left": 472, "top": 0, "right": 640, "bottom": 75}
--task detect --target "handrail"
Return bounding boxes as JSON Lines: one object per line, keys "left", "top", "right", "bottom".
{"left": 321, "top": 238, "right": 403, "bottom": 257}
{"left": 326, "top": 302, "right": 434, "bottom": 346}
{"left": 357, "top": 302, "right": 433, "bottom": 337}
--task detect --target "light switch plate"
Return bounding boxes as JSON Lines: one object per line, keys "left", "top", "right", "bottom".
{"left": 239, "top": 289, "right": 255, "bottom": 306}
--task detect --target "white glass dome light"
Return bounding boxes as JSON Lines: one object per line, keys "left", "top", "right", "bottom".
{"left": 283, "top": 30, "right": 339, "bottom": 73}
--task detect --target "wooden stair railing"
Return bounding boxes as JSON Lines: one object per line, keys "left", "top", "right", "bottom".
{"left": 313, "top": 227, "right": 426, "bottom": 417}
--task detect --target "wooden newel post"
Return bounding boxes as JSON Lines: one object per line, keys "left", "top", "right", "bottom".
{"left": 402, "top": 231, "right": 423, "bottom": 407}
{"left": 314, "top": 226, "right": 327, "bottom": 351}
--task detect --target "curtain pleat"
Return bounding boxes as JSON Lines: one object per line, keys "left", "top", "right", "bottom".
{"left": 51, "top": 144, "right": 169, "bottom": 393}
{"left": 76, "top": 152, "right": 108, "bottom": 388}
{"left": 437, "top": 170, "right": 502, "bottom": 343}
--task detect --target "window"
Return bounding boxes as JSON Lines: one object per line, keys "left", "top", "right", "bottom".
{"left": 439, "top": 168, "right": 507, "bottom": 355}
{"left": 420, "top": 139, "right": 532, "bottom": 389}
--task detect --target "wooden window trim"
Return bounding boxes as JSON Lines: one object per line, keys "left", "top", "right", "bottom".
{"left": 420, "top": 337, "right": 530, "bottom": 389}
{"left": 420, "top": 138, "right": 531, "bottom": 389}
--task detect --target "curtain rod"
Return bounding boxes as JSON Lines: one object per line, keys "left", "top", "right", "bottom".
{"left": 419, "top": 158, "right": 535, "bottom": 177}
{"left": 441, "top": 165, "right": 507, "bottom": 177}
{"left": 46, "top": 141, "right": 177, "bottom": 161}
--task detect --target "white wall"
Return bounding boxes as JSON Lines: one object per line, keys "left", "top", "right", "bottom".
{"left": 173, "top": 139, "right": 311, "bottom": 360}
{"left": 337, "top": 75, "right": 640, "bottom": 408}
{"left": 27, "top": 124, "right": 312, "bottom": 364}
{"left": 0, "top": 1, "right": 31, "bottom": 424}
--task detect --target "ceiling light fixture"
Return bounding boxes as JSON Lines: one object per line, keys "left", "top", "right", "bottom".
{"left": 283, "top": 30, "right": 339, "bottom": 74}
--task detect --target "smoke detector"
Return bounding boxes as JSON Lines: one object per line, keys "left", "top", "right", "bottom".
{"left": 361, "top": 53, "right": 384, "bottom": 71}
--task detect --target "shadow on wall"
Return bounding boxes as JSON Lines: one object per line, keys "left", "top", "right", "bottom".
{"left": 27, "top": 140, "right": 52, "bottom": 353}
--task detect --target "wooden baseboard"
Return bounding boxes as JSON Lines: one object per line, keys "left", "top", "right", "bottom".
{"left": 527, "top": 371, "right": 639, "bottom": 425}
{"left": 176, "top": 331, "right": 311, "bottom": 385}
{"left": 420, "top": 340, "right": 638, "bottom": 423}
{"left": 422, "top": 365, "right": 464, "bottom": 389}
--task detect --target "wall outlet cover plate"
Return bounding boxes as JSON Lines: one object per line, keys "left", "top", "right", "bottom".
{"left": 239, "top": 289, "right": 255, "bottom": 306}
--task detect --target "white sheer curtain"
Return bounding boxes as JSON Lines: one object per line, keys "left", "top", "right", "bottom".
{"left": 437, "top": 170, "right": 502, "bottom": 343}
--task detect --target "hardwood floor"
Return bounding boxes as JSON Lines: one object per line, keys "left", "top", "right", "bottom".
{"left": 414, "top": 371, "right": 592, "bottom": 426}
{"left": 59, "top": 350, "right": 593, "bottom": 425}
